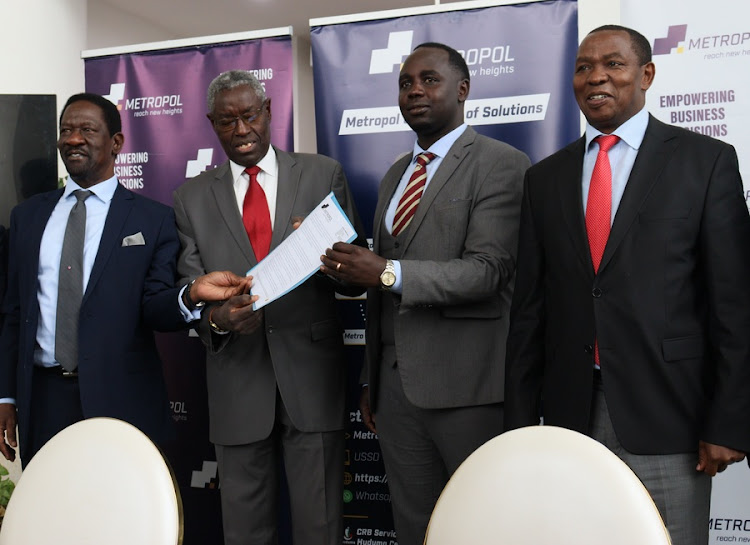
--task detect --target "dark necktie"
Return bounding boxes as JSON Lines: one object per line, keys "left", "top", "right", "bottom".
{"left": 242, "top": 166, "right": 272, "bottom": 261}
{"left": 585, "top": 134, "right": 619, "bottom": 366}
{"left": 392, "top": 152, "right": 436, "bottom": 236}
{"left": 55, "top": 189, "right": 93, "bottom": 372}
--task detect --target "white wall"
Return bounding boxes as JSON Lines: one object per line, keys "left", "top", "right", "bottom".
{"left": 579, "top": 0, "right": 620, "bottom": 38}
{"left": 0, "top": 0, "right": 87, "bottom": 104}
{"left": 87, "top": 1, "right": 177, "bottom": 50}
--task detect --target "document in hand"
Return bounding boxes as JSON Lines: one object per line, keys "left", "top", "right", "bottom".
{"left": 247, "top": 192, "right": 357, "bottom": 310}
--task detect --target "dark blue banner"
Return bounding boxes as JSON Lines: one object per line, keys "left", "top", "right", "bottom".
{"left": 312, "top": 0, "right": 579, "bottom": 233}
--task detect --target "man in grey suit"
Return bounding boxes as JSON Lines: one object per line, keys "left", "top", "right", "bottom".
{"left": 321, "top": 43, "right": 530, "bottom": 545}
{"left": 173, "top": 70, "right": 364, "bottom": 545}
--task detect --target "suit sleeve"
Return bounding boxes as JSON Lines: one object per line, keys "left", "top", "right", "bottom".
{"left": 140, "top": 207, "right": 185, "bottom": 332}
{"left": 399, "top": 146, "right": 529, "bottom": 308}
{"left": 172, "top": 189, "right": 228, "bottom": 352}
{"left": 504, "top": 172, "right": 545, "bottom": 430}
{"left": 698, "top": 144, "right": 750, "bottom": 452}
{"left": 0, "top": 211, "right": 21, "bottom": 398}
{"left": 328, "top": 161, "right": 367, "bottom": 297}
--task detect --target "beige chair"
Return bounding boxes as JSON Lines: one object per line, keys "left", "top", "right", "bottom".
{"left": 0, "top": 417, "right": 182, "bottom": 545}
{"left": 424, "top": 426, "right": 671, "bottom": 545}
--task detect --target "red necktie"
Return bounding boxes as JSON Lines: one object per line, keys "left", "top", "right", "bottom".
{"left": 586, "top": 134, "right": 619, "bottom": 365}
{"left": 586, "top": 135, "right": 619, "bottom": 273}
{"left": 242, "top": 165, "right": 272, "bottom": 261}
{"left": 392, "top": 152, "right": 437, "bottom": 236}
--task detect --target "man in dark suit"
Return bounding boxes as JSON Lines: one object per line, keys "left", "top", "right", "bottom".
{"left": 321, "top": 43, "right": 530, "bottom": 545}
{"left": 0, "top": 93, "right": 250, "bottom": 466}
{"left": 173, "top": 70, "right": 364, "bottom": 545}
{"left": 505, "top": 25, "right": 750, "bottom": 545}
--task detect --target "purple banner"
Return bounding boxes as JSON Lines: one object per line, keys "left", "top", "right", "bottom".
{"left": 85, "top": 33, "right": 294, "bottom": 545}
{"left": 85, "top": 35, "right": 293, "bottom": 204}
{"left": 311, "top": 1, "right": 578, "bottom": 542}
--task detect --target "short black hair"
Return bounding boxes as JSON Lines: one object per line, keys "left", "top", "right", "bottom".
{"left": 589, "top": 25, "right": 652, "bottom": 65}
{"left": 60, "top": 93, "right": 122, "bottom": 136}
{"left": 414, "top": 42, "right": 470, "bottom": 82}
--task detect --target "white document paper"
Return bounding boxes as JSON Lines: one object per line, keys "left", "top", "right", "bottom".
{"left": 247, "top": 192, "right": 357, "bottom": 310}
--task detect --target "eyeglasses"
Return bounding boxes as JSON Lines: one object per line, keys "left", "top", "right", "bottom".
{"left": 213, "top": 102, "right": 266, "bottom": 132}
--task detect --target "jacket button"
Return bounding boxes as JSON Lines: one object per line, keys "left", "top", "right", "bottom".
{"left": 394, "top": 242, "right": 400, "bottom": 248}
{"left": 584, "top": 344, "right": 593, "bottom": 354}
{"left": 267, "top": 326, "right": 274, "bottom": 334}
{"left": 592, "top": 288, "right": 602, "bottom": 298}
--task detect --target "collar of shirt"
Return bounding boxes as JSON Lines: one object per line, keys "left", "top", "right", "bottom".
{"left": 229, "top": 145, "right": 278, "bottom": 184}
{"left": 582, "top": 108, "right": 649, "bottom": 221}
{"left": 409, "top": 123, "right": 468, "bottom": 168}
{"left": 62, "top": 174, "right": 119, "bottom": 204}
{"left": 229, "top": 146, "right": 278, "bottom": 228}
{"left": 584, "top": 107, "right": 649, "bottom": 154}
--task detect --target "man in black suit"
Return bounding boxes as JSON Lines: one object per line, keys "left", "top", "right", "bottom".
{"left": 505, "top": 25, "right": 750, "bottom": 545}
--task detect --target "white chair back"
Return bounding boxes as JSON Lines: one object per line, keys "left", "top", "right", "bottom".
{"left": 0, "top": 417, "right": 182, "bottom": 545}
{"left": 424, "top": 426, "right": 671, "bottom": 545}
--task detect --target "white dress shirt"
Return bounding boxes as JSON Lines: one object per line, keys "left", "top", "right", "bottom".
{"left": 229, "top": 146, "right": 279, "bottom": 229}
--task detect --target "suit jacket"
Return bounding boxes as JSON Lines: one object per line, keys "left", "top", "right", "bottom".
{"left": 364, "top": 127, "right": 530, "bottom": 411}
{"left": 0, "top": 184, "right": 184, "bottom": 460}
{"left": 173, "top": 147, "right": 364, "bottom": 446}
{"left": 0, "top": 225, "right": 8, "bottom": 332}
{"left": 505, "top": 116, "right": 750, "bottom": 454}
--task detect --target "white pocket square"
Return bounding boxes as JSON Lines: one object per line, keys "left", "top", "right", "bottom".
{"left": 121, "top": 232, "right": 146, "bottom": 247}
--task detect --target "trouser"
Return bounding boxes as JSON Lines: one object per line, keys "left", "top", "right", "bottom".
{"left": 590, "top": 374, "right": 711, "bottom": 545}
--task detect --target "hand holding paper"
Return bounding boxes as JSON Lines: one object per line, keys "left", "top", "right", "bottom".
{"left": 247, "top": 192, "right": 358, "bottom": 310}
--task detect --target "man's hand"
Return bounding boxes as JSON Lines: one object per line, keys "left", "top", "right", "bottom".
{"left": 320, "top": 242, "right": 386, "bottom": 288}
{"left": 210, "top": 294, "right": 263, "bottom": 335}
{"left": 0, "top": 404, "right": 17, "bottom": 462}
{"left": 192, "top": 271, "right": 253, "bottom": 302}
{"left": 360, "top": 386, "right": 377, "bottom": 434}
{"left": 696, "top": 440, "right": 746, "bottom": 476}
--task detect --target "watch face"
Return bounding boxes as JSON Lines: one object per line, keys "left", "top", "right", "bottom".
{"left": 381, "top": 271, "right": 396, "bottom": 287}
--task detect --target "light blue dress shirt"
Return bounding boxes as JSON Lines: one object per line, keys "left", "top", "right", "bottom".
{"left": 582, "top": 107, "right": 649, "bottom": 221}
{"left": 385, "top": 123, "right": 468, "bottom": 293}
{"left": 33, "top": 177, "right": 118, "bottom": 367}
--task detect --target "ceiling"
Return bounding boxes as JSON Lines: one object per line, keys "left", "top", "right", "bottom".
{"left": 93, "top": 0, "right": 463, "bottom": 43}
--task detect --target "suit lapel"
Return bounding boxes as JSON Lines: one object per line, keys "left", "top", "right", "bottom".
{"left": 373, "top": 154, "right": 410, "bottom": 254}
{"left": 272, "top": 148, "right": 300, "bottom": 251}
{"left": 399, "top": 127, "right": 474, "bottom": 253}
{"left": 599, "top": 117, "right": 677, "bottom": 272}
{"left": 557, "top": 138, "right": 594, "bottom": 274}
{"left": 210, "top": 162, "right": 256, "bottom": 265}
{"left": 84, "top": 184, "right": 133, "bottom": 301}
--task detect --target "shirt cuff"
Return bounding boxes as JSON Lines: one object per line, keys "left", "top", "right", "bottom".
{"left": 178, "top": 284, "right": 203, "bottom": 322}
{"left": 391, "top": 260, "right": 403, "bottom": 294}
{"left": 0, "top": 398, "right": 16, "bottom": 405}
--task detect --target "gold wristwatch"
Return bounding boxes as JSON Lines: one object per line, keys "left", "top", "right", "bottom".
{"left": 379, "top": 259, "right": 396, "bottom": 291}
